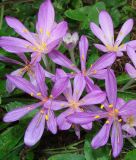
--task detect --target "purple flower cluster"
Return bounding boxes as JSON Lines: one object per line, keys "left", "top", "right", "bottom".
{"left": 1, "top": 0, "right": 136, "bottom": 158}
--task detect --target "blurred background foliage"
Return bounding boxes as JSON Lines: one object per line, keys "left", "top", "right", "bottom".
{"left": 0, "top": 0, "right": 136, "bottom": 159}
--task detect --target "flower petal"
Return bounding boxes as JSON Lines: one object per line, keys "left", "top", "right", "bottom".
{"left": 57, "top": 108, "right": 72, "bottom": 130}
{"left": 79, "top": 35, "right": 88, "bottom": 71}
{"left": 51, "top": 100, "right": 68, "bottom": 110}
{"left": 90, "top": 22, "right": 108, "bottom": 45}
{"left": 94, "top": 44, "right": 108, "bottom": 52}
{"left": 0, "top": 36, "right": 33, "bottom": 53}
{"left": 91, "top": 119, "right": 112, "bottom": 149}
{"left": 35, "top": 63, "right": 48, "bottom": 96}
{"left": 48, "top": 50, "right": 79, "bottom": 72}
{"left": 105, "top": 69, "right": 117, "bottom": 106}
{"left": 87, "top": 53, "right": 116, "bottom": 74}
{"left": 0, "top": 55, "right": 23, "bottom": 65}
{"left": 125, "top": 63, "right": 136, "bottom": 79}
{"left": 47, "top": 21, "right": 68, "bottom": 45}
{"left": 73, "top": 74, "right": 86, "bottom": 101}
{"left": 24, "top": 111, "right": 45, "bottom": 146}
{"left": 5, "top": 16, "right": 37, "bottom": 45}
{"left": 63, "top": 80, "right": 73, "bottom": 101}
{"left": 3, "top": 103, "right": 40, "bottom": 122}
{"left": 81, "top": 122, "right": 92, "bottom": 130}
{"left": 7, "top": 75, "right": 39, "bottom": 99}
{"left": 111, "top": 121, "right": 123, "bottom": 158}
{"left": 79, "top": 90, "right": 106, "bottom": 106}
{"left": 6, "top": 68, "right": 25, "bottom": 93}
{"left": 47, "top": 110, "right": 57, "bottom": 134}
{"left": 115, "top": 19, "right": 134, "bottom": 46}
{"left": 122, "top": 124, "right": 136, "bottom": 137}
{"left": 36, "top": 0, "right": 55, "bottom": 41}
{"left": 119, "top": 100, "right": 136, "bottom": 116}
{"left": 51, "top": 76, "right": 69, "bottom": 99}
{"left": 99, "top": 10, "right": 114, "bottom": 45}
{"left": 127, "top": 46, "right": 136, "bottom": 68}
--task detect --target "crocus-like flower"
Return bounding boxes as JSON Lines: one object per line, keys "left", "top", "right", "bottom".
{"left": 49, "top": 35, "right": 116, "bottom": 91}
{"left": 56, "top": 70, "right": 106, "bottom": 138}
{"left": 63, "top": 32, "right": 79, "bottom": 50}
{"left": 90, "top": 10, "right": 136, "bottom": 57}
{"left": 3, "top": 63, "right": 69, "bottom": 146}
{"left": 0, "top": 0, "right": 68, "bottom": 62}
{"left": 122, "top": 115, "right": 136, "bottom": 137}
{"left": 125, "top": 46, "right": 136, "bottom": 79}
{"left": 67, "top": 69, "right": 136, "bottom": 157}
{"left": 0, "top": 53, "right": 54, "bottom": 93}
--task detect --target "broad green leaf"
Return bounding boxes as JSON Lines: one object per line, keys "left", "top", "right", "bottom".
{"left": 0, "top": 125, "right": 25, "bottom": 159}
{"left": 84, "top": 134, "right": 111, "bottom": 160}
{"left": 125, "top": 149, "right": 136, "bottom": 160}
{"left": 102, "top": 0, "right": 127, "bottom": 8}
{"left": 65, "top": 2, "right": 106, "bottom": 29}
{"left": 48, "top": 154, "right": 85, "bottom": 160}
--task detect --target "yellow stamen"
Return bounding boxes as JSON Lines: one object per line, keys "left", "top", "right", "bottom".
{"left": 40, "top": 110, "right": 44, "bottom": 114}
{"left": 45, "top": 114, "right": 49, "bottom": 121}
{"left": 120, "top": 44, "right": 124, "bottom": 49}
{"left": 100, "top": 104, "right": 104, "bottom": 109}
{"left": 30, "top": 92, "right": 34, "bottom": 96}
{"left": 37, "top": 92, "right": 42, "bottom": 96}
{"left": 75, "top": 90, "right": 79, "bottom": 95}
{"left": 49, "top": 94, "right": 53, "bottom": 99}
{"left": 81, "top": 54, "right": 85, "bottom": 61}
{"left": 46, "top": 31, "right": 51, "bottom": 37}
{"left": 60, "top": 104, "right": 65, "bottom": 107}
{"left": 118, "top": 119, "right": 122, "bottom": 122}
{"left": 90, "top": 64, "right": 93, "bottom": 68}
{"left": 39, "top": 28, "right": 43, "bottom": 34}
{"left": 109, "top": 104, "right": 113, "bottom": 108}
{"left": 105, "top": 120, "right": 109, "bottom": 124}
{"left": 115, "top": 109, "right": 119, "bottom": 113}
{"left": 22, "top": 28, "right": 28, "bottom": 33}
{"left": 95, "top": 115, "right": 100, "bottom": 119}
{"left": 93, "top": 70, "right": 97, "bottom": 74}
{"left": 120, "top": 31, "right": 123, "bottom": 35}
{"left": 71, "top": 72, "right": 74, "bottom": 74}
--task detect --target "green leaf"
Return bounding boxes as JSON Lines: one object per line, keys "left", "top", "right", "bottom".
{"left": 118, "top": 91, "right": 136, "bottom": 101}
{"left": 65, "top": 2, "right": 106, "bottom": 29}
{"left": 48, "top": 154, "right": 85, "bottom": 160}
{"left": 84, "top": 134, "right": 111, "bottom": 160}
{"left": 0, "top": 125, "right": 25, "bottom": 159}
{"left": 125, "top": 149, "right": 136, "bottom": 160}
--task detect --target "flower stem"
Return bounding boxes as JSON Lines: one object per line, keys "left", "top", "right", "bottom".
{"left": 69, "top": 49, "right": 76, "bottom": 64}
{"left": 120, "top": 79, "right": 135, "bottom": 91}
{"left": 128, "top": 138, "right": 136, "bottom": 148}
{"left": 0, "top": 5, "right": 4, "bottom": 30}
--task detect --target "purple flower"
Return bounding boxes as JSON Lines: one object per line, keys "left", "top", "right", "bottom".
{"left": 0, "top": 0, "right": 68, "bottom": 62}
{"left": 56, "top": 72, "right": 106, "bottom": 138}
{"left": 0, "top": 53, "right": 54, "bottom": 93}
{"left": 125, "top": 46, "right": 136, "bottom": 78}
{"left": 67, "top": 69, "right": 136, "bottom": 157}
{"left": 122, "top": 115, "right": 136, "bottom": 137}
{"left": 49, "top": 35, "right": 115, "bottom": 91}
{"left": 3, "top": 63, "right": 69, "bottom": 146}
{"left": 90, "top": 10, "right": 136, "bottom": 57}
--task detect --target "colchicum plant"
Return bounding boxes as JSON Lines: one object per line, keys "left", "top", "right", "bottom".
{"left": 1, "top": 0, "right": 136, "bottom": 159}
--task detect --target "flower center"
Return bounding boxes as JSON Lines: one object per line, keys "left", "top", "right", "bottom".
{"left": 69, "top": 100, "right": 79, "bottom": 109}
{"left": 127, "top": 116, "right": 135, "bottom": 127}
{"left": 108, "top": 108, "right": 119, "bottom": 118}
{"left": 106, "top": 45, "right": 118, "bottom": 52}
